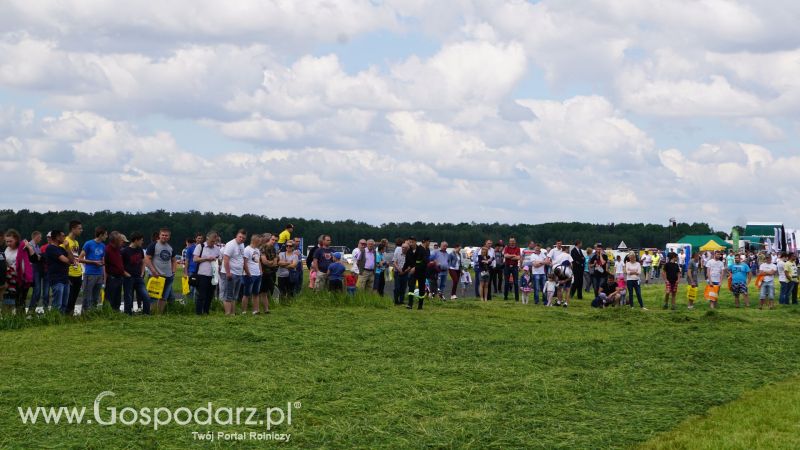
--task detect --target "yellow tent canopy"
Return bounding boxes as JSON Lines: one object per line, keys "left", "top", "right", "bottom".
{"left": 699, "top": 240, "right": 726, "bottom": 251}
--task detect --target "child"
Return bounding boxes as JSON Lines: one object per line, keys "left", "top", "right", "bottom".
{"left": 520, "top": 266, "right": 532, "bottom": 305}
{"left": 460, "top": 270, "right": 472, "bottom": 297}
{"left": 478, "top": 247, "right": 492, "bottom": 302}
{"left": 426, "top": 260, "right": 438, "bottom": 299}
{"left": 544, "top": 273, "right": 558, "bottom": 306}
{"left": 663, "top": 252, "right": 680, "bottom": 310}
{"left": 344, "top": 271, "right": 357, "bottom": 296}
{"left": 327, "top": 253, "right": 346, "bottom": 292}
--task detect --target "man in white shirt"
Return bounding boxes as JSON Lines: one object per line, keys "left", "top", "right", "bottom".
{"left": 642, "top": 251, "right": 653, "bottom": 283}
{"left": 547, "top": 240, "right": 571, "bottom": 269}
{"left": 759, "top": 257, "right": 778, "bottom": 309}
{"left": 242, "top": 235, "right": 262, "bottom": 315}
{"left": 530, "top": 244, "right": 547, "bottom": 304}
{"left": 222, "top": 229, "right": 246, "bottom": 315}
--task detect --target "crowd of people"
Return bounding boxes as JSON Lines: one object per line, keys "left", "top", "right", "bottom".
{"left": 2, "top": 221, "right": 798, "bottom": 317}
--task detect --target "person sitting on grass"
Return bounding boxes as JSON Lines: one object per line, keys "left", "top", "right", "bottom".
{"left": 592, "top": 273, "right": 622, "bottom": 308}
{"left": 758, "top": 257, "right": 778, "bottom": 310}
{"left": 728, "top": 253, "right": 751, "bottom": 308}
{"left": 663, "top": 252, "right": 680, "bottom": 310}
{"left": 327, "top": 253, "right": 346, "bottom": 292}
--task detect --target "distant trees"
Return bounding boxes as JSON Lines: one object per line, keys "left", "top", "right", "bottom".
{"left": 0, "top": 209, "right": 715, "bottom": 250}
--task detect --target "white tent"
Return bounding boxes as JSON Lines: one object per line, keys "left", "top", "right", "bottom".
{"left": 617, "top": 240, "right": 628, "bottom": 250}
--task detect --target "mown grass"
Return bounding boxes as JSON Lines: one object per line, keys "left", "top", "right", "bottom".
{"left": 1, "top": 282, "right": 799, "bottom": 449}
{"left": 641, "top": 376, "right": 800, "bottom": 450}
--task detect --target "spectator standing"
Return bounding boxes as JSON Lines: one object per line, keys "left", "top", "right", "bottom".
{"left": 104, "top": 231, "right": 127, "bottom": 313}
{"left": 79, "top": 227, "right": 108, "bottom": 313}
{"left": 62, "top": 220, "right": 83, "bottom": 316}
{"left": 192, "top": 231, "right": 221, "bottom": 315}
{"left": 221, "top": 229, "right": 247, "bottom": 315}
{"left": 242, "top": 234, "right": 262, "bottom": 314}
{"left": 312, "top": 235, "right": 333, "bottom": 290}
{"left": 503, "top": 238, "right": 521, "bottom": 301}
{"left": 259, "top": 233, "right": 278, "bottom": 313}
{"left": 122, "top": 232, "right": 150, "bottom": 315}
{"left": 569, "top": 240, "right": 585, "bottom": 299}
{"left": 44, "top": 230, "right": 73, "bottom": 313}
{"left": 145, "top": 227, "right": 178, "bottom": 314}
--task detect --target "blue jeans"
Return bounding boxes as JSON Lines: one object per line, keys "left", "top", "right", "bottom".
{"left": 627, "top": 280, "right": 644, "bottom": 308}
{"left": 29, "top": 267, "right": 50, "bottom": 309}
{"left": 223, "top": 274, "right": 243, "bottom": 302}
{"left": 779, "top": 281, "right": 790, "bottom": 304}
{"left": 50, "top": 282, "right": 69, "bottom": 313}
{"left": 503, "top": 266, "right": 519, "bottom": 300}
{"left": 532, "top": 274, "right": 545, "bottom": 304}
{"left": 437, "top": 271, "right": 447, "bottom": 294}
{"left": 123, "top": 276, "right": 150, "bottom": 315}
{"left": 243, "top": 275, "right": 262, "bottom": 296}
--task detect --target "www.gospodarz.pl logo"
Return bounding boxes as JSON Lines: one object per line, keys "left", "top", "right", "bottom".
{"left": 18, "top": 391, "right": 298, "bottom": 440}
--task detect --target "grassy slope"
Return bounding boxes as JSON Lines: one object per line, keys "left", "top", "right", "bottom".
{"left": 1, "top": 284, "right": 800, "bottom": 449}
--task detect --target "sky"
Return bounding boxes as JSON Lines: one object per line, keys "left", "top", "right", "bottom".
{"left": 1, "top": 0, "right": 799, "bottom": 231}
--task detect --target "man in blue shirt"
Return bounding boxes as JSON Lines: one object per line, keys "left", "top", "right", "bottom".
{"left": 728, "top": 253, "right": 751, "bottom": 308}
{"left": 79, "top": 226, "right": 108, "bottom": 313}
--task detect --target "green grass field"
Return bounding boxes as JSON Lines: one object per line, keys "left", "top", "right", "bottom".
{"left": 1, "top": 281, "right": 799, "bottom": 449}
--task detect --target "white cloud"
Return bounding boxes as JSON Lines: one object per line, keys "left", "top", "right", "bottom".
{"left": 1, "top": 0, "right": 799, "bottom": 228}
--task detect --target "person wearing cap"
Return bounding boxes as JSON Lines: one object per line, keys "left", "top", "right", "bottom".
{"left": 104, "top": 231, "right": 127, "bottom": 313}
{"left": 278, "top": 224, "right": 293, "bottom": 251}
{"left": 327, "top": 252, "right": 346, "bottom": 291}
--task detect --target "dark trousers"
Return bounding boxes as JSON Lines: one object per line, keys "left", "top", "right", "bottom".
{"left": 195, "top": 275, "right": 213, "bottom": 315}
{"left": 627, "top": 280, "right": 644, "bottom": 308}
{"left": 591, "top": 274, "right": 605, "bottom": 297}
{"left": 374, "top": 271, "right": 386, "bottom": 297}
{"left": 474, "top": 268, "right": 481, "bottom": 297}
{"left": 278, "top": 276, "right": 294, "bottom": 298}
{"left": 65, "top": 275, "right": 82, "bottom": 315}
{"left": 490, "top": 267, "right": 503, "bottom": 293}
{"left": 123, "top": 276, "right": 150, "bottom": 315}
{"left": 408, "top": 273, "right": 426, "bottom": 308}
{"left": 394, "top": 273, "right": 408, "bottom": 304}
{"left": 105, "top": 275, "right": 124, "bottom": 312}
{"left": 569, "top": 263, "right": 584, "bottom": 299}
{"left": 793, "top": 281, "right": 799, "bottom": 305}
{"left": 503, "top": 266, "right": 519, "bottom": 301}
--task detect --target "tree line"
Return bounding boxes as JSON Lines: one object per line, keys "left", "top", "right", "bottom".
{"left": 0, "top": 209, "right": 718, "bottom": 250}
